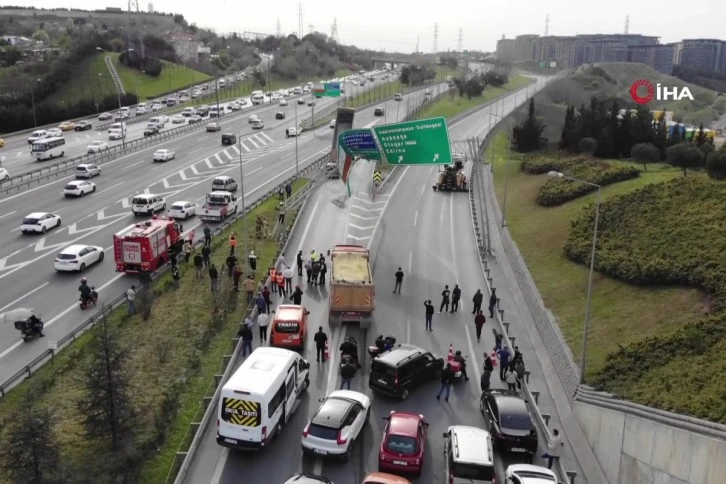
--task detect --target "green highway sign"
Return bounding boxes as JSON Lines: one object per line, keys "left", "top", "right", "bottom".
{"left": 324, "top": 82, "right": 341, "bottom": 97}
{"left": 373, "top": 117, "right": 452, "bottom": 165}
{"left": 338, "top": 129, "right": 382, "bottom": 161}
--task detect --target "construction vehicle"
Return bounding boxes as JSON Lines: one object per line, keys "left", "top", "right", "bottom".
{"left": 433, "top": 157, "right": 467, "bottom": 192}
{"left": 329, "top": 245, "right": 375, "bottom": 329}
{"left": 113, "top": 217, "right": 183, "bottom": 273}
{"left": 198, "top": 191, "right": 238, "bottom": 222}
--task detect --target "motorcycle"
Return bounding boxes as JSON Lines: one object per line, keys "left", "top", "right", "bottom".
{"left": 448, "top": 350, "right": 467, "bottom": 383}
{"left": 368, "top": 334, "right": 397, "bottom": 359}
{"left": 14, "top": 318, "right": 44, "bottom": 343}
{"left": 340, "top": 336, "right": 361, "bottom": 369}
{"left": 79, "top": 287, "right": 99, "bottom": 310}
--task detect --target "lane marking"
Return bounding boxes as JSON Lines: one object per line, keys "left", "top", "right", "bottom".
{"left": 0, "top": 282, "right": 49, "bottom": 312}
{"left": 408, "top": 251, "right": 412, "bottom": 275}
{"left": 413, "top": 210, "right": 418, "bottom": 227}
{"left": 406, "top": 317, "right": 411, "bottom": 344}
{"left": 0, "top": 211, "right": 17, "bottom": 221}
{"left": 95, "top": 181, "right": 125, "bottom": 196}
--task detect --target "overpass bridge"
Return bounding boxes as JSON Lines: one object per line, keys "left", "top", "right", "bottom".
{"left": 371, "top": 53, "right": 435, "bottom": 69}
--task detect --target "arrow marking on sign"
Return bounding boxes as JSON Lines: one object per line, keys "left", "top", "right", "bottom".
{"left": 433, "top": 153, "right": 439, "bottom": 162}
{"left": 397, "top": 156, "right": 403, "bottom": 163}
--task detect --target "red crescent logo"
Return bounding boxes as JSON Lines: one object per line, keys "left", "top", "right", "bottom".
{"left": 630, "top": 80, "right": 655, "bottom": 105}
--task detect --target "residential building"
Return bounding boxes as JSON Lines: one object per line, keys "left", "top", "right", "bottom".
{"left": 496, "top": 36, "right": 515, "bottom": 61}
{"left": 513, "top": 34, "right": 539, "bottom": 61}
{"left": 628, "top": 44, "right": 676, "bottom": 74}
{"left": 679, "top": 39, "right": 725, "bottom": 73}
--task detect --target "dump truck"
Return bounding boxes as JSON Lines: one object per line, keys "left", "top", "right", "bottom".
{"left": 329, "top": 245, "right": 375, "bottom": 329}
{"left": 198, "top": 191, "right": 238, "bottom": 222}
{"left": 433, "top": 158, "right": 467, "bottom": 192}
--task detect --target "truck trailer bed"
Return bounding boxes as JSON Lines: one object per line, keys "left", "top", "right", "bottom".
{"left": 332, "top": 252, "right": 371, "bottom": 283}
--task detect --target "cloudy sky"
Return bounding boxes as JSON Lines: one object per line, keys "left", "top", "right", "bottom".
{"left": 11, "top": 0, "right": 726, "bottom": 52}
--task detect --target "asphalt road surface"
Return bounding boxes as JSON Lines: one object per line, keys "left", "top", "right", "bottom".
{"left": 183, "top": 78, "right": 563, "bottom": 484}
{"left": 0, "top": 83, "right": 432, "bottom": 398}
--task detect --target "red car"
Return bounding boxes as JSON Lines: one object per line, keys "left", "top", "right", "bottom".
{"left": 378, "top": 411, "right": 429, "bottom": 476}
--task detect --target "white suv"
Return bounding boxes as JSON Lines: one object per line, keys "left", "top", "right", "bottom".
{"left": 505, "top": 464, "right": 560, "bottom": 484}
{"left": 301, "top": 390, "right": 370, "bottom": 460}
{"left": 443, "top": 426, "right": 496, "bottom": 484}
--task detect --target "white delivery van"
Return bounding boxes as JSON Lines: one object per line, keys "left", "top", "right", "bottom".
{"left": 217, "top": 347, "right": 310, "bottom": 450}
{"left": 181, "top": 107, "right": 196, "bottom": 117}
{"left": 148, "top": 116, "right": 165, "bottom": 128}
{"left": 251, "top": 90, "right": 265, "bottom": 105}
{"left": 131, "top": 194, "right": 165, "bottom": 215}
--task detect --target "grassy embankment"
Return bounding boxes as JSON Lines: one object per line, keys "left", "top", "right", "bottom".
{"left": 0, "top": 179, "right": 309, "bottom": 483}
{"left": 484, "top": 132, "right": 726, "bottom": 420}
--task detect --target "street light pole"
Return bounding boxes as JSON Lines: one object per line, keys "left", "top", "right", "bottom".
{"left": 501, "top": 126, "right": 513, "bottom": 228}
{"left": 294, "top": 100, "right": 299, "bottom": 177}
{"left": 548, "top": 171, "right": 601, "bottom": 383}
{"left": 30, "top": 84, "right": 37, "bottom": 127}
{"left": 118, "top": 90, "right": 126, "bottom": 150}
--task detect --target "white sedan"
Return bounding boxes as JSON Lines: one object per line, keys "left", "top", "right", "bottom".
{"left": 248, "top": 114, "right": 260, "bottom": 123}
{"left": 47, "top": 128, "right": 63, "bottom": 137}
{"left": 171, "top": 115, "right": 185, "bottom": 124}
{"left": 168, "top": 201, "right": 197, "bottom": 219}
{"left": 505, "top": 464, "right": 558, "bottom": 484}
{"left": 153, "top": 149, "right": 175, "bottom": 162}
{"left": 301, "top": 390, "right": 370, "bottom": 460}
{"left": 0, "top": 167, "right": 9, "bottom": 180}
{"left": 54, "top": 244, "right": 105, "bottom": 272}
{"left": 20, "top": 212, "right": 62, "bottom": 234}
{"left": 279, "top": 99, "right": 288, "bottom": 106}
{"left": 63, "top": 180, "right": 96, "bottom": 197}
{"left": 87, "top": 141, "right": 108, "bottom": 154}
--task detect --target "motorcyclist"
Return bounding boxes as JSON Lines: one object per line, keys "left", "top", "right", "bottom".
{"left": 453, "top": 350, "right": 469, "bottom": 381}
{"left": 340, "top": 338, "right": 360, "bottom": 368}
{"left": 79, "top": 278, "right": 93, "bottom": 304}
{"left": 28, "top": 312, "right": 44, "bottom": 337}
{"left": 375, "top": 334, "right": 396, "bottom": 352}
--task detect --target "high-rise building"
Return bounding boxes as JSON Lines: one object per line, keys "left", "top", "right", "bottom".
{"left": 513, "top": 34, "right": 539, "bottom": 61}
{"left": 628, "top": 44, "right": 676, "bottom": 74}
{"left": 679, "top": 39, "right": 725, "bottom": 72}
{"left": 496, "top": 36, "right": 515, "bottom": 60}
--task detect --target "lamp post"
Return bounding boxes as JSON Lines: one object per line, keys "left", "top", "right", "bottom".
{"left": 500, "top": 125, "right": 513, "bottom": 228}
{"left": 294, "top": 100, "right": 300, "bottom": 178}
{"left": 96, "top": 47, "right": 126, "bottom": 148}
{"left": 238, "top": 136, "right": 247, "bottom": 265}
{"left": 548, "top": 171, "right": 602, "bottom": 384}
{"left": 488, "top": 111, "right": 505, "bottom": 172}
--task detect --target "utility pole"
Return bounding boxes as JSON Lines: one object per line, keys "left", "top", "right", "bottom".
{"left": 331, "top": 18, "right": 338, "bottom": 44}
{"left": 276, "top": 17, "right": 282, "bottom": 37}
{"left": 297, "top": 3, "right": 304, "bottom": 39}
{"left": 457, "top": 28, "right": 463, "bottom": 52}
{"left": 433, "top": 23, "right": 438, "bottom": 54}
{"left": 308, "top": 24, "right": 314, "bottom": 35}
{"left": 415, "top": 35, "right": 419, "bottom": 54}
{"left": 624, "top": 15, "right": 630, "bottom": 34}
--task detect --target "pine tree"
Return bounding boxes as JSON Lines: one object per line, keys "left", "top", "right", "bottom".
{"left": 559, "top": 105, "right": 574, "bottom": 150}
{"left": 512, "top": 98, "right": 545, "bottom": 153}
{"left": 695, "top": 123, "right": 707, "bottom": 146}
{"left": 652, "top": 112, "right": 668, "bottom": 159}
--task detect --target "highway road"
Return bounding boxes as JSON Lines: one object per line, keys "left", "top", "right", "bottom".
{"left": 182, "top": 78, "right": 564, "bottom": 484}
{"left": 0, "top": 82, "right": 429, "bottom": 397}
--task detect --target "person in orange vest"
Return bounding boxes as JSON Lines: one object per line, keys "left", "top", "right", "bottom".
{"left": 275, "top": 270, "right": 286, "bottom": 298}
{"left": 269, "top": 266, "right": 278, "bottom": 296}
{"left": 229, "top": 232, "right": 237, "bottom": 253}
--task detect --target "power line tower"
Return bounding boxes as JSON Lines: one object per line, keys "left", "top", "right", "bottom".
{"left": 433, "top": 23, "right": 438, "bottom": 54}
{"left": 545, "top": 13, "right": 549, "bottom": 36}
{"left": 127, "top": 0, "right": 145, "bottom": 58}
{"left": 624, "top": 15, "right": 630, "bottom": 34}
{"left": 297, "top": 3, "right": 304, "bottom": 39}
{"left": 308, "top": 24, "right": 315, "bottom": 35}
{"left": 331, "top": 17, "right": 339, "bottom": 43}
{"left": 415, "top": 35, "right": 419, "bottom": 54}
{"left": 277, "top": 17, "right": 282, "bottom": 37}
{"left": 457, "top": 28, "right": 463, "bottom": 52}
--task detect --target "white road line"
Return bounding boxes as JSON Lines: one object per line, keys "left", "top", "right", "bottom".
{"left": 248, "top": 137, "right": 260, "bottom": 149}
{"left": 239, "top": 141, "right": 251, "bottom": 152}
{"left": 413, "top": 210, "right": 418, "bottom": 227}
{"left": 230, "top": 145, "right": 240, "bottom": 155}
{"left": 406, "top": 317, "right": 411, "bottom": 344}
{"left": 223, "top": 150, "right": 234, "bottom": 160}
{"left": 466, "top": 325, "right": 482, "bottom": 384}
{"left": 0, "top": 210, "right": 16, "bottom": 221}
{"left": 420, "top": 185, "right": 425, "bottom": 195}
{"left": 95, "top": 181, "right": 124, "bottom": 196}
{"left": 124, "top": 158, "right": 147, "bottom": 169}
{"left": 349, "top": 213, "right": 377, "bottom": 221}
{"left": 260, "top": 132, "right": 274, "bottom": 143}
{"left": 348, "top": 223, "right": 373, "bottom": 231}
{"left": 449, "top": 193, "right": 460, "bottom": 282}
{"left": 347, "top": 234, "right": 369, "bottom": 241}
{"left": 0, "top": 282, "right": 49, "bottom": 312}
{"left": 408, "top": 251, "right": 412, "bottom": 275}
{"left": 189, "top": 147, "right": 204, "bottom": 156}
{"left": 205, "top": 158, "right": 215, "bottom": 169}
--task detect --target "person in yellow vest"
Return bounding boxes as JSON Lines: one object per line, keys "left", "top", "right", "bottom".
{"left": 229, "top": 232, "right": 237, "bottom": 253}
{"left": 275, "top": 270, "right": 286, "bottom": 298}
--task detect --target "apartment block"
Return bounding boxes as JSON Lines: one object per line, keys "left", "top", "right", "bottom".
{"left": 628, "top": 44, "right": 676, "bottom": 74}
{"left": 679, "top": 39, "right": 725, "bottom": 72}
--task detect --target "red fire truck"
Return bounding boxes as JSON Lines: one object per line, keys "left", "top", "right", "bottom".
{"left": 113, "top": 216, "right": 183, "bottom": 273}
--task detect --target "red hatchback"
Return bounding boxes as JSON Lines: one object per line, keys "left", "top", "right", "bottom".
{"left": 378, "top": 411, "right": 429, "bottom": 476}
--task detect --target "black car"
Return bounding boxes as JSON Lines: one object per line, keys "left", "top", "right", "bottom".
{"left": 74, "top": 121, "right": 92, "bottom": 131}
{"left": 369, "top": 344, "right": 443, "bottom": 400}
{"left": 297, "top": 98, "right": 305, "bottom": 105}
{"left": 221, "top": 133, "right": 237, "bottom": 145}
{"left": 479, "top": 389, "right": 538, "bottom": 461}
{"left": 374, "top": 107, "right": 385, "bottom": 116}
{"left": 275, "top": 111, "right": 286, "bottom": 120}
{"left": 144, "top": 126, "right": 160, "bottom": 137}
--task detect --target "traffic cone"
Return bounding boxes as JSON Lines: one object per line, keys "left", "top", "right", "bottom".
{"left": 447, "top": 343, "right": 454, "bottom": 362}
{"left": 324, "top": 340, "right": 330, "bottom": 362}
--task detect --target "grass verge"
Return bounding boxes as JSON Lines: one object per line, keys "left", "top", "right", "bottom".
{"left": 485, "top": 132, "right": 705, "bottom": 379}
{"left": 0, "top": 179, "right": 309, "bottom": 483}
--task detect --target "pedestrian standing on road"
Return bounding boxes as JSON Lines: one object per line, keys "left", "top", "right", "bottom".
{"left": 340, "top": 359, "right": 356, "bottom": 390}
{"left": 451, "top": 284, "right": 461, "bottom": 313}
{"left": 480, "top": 369, "right": 491, "bottom": 392}
{"left": 319, "top": 260, "right": 327, "bottom": 285}
{"left": 483, "top": 352, "right": 494, "bottom": 373}
{"left": 310, "top": 250, "right": 319, "bottom": 263}
{"left": 541, "top": 429, "right": 564, "bottom": 469}
{"left": 238, "top": 324, "right": 253, "bottom": 357}
{"left": 269, "top": 267, "right": 278, "bottom": 295}
{"left": 255, "top": 292, "right": 266, "bottom": 314}
{"left": 439, "top": 285, "right": 450, "bottom": 313}
{"left": 201, "top": 245, "right": 211, "bottom": 269}
{"left": 194, "top": 253, "right": 203, "bottom": 279}
{"left": 512, "top": 345, "right": 524, "bottom": 366}
{"left": 203, "top": 224, "right": 212, "bottom": 247}
{"left": 474, "top": 311, "right": 486, "bottom": 343}
{"left": 248, "top": 250, "right": 258, "bottom": 273}
{"left": 276, "top": 270, "right": 286, "bottom": 297}
{"left": 296, "top": 250, "right": 304, "bottom": 277}
{"left": 209, "top": 264, "right": 219, "bottom": 294}
{"left": 276, "top": 252, "right": 287, "bottom": 271}
{"left": 244, "top": 275, "right": 256, "bottom": 302}
{"left": 278, "top": 202, "right": 286, "bottom": 225}
{"left": 305, "top": 259, "right": 313, "bottom": 284}
{"left": 291, "top": 286, "right": 303, "bottom": 305}
{"left": 436, "top": 363, "right": 454, "bottom": 402}
{"left": 262, "top": 286, "right": 272, "bottom": 312}
{"left": 257, "top": 311, "right": 270, "bottom": 343}
{"left": 393, "top": 267, "right": 404, "bottom": 294}
{"left": 506, "top": 367, "right": 518, "bottom": 391}
{"left": 424, "top": 300, "right": 434, "bottom": 331}
{"left": 314, "top": 327, "right": 328, "bottom": 362}
{"left": 285, "top": 182, "right": 292, "bottom": 199}
{"left": 488, "top": 289, "right": 498, "bottom": 318}
{"left": 278, "top": 185, "right": 285, "bottom": 201}
{"left": 472, "top": 289, "right": 483, "bottom": 314}
{"left": 311, "top": 261, "right": 321, "bottom": 285}
{"left": 126, "top": 285, "right": 136, "bottom": 315}
{"left": 514, "top": 358, "right": 526, "bottom": 390}
{"left": 171, "top": 264, "right": 180, "bottom": 288}
{"left": 184, "top": 240, "right": 193, "bottom": 263}
{"left": 229, "top": 232, "right": 237, "bottom": 254}
{"left": 493, "top": 328, "right": 503, "bottom": 351}
{"left": 187, "top": 230, "right": 195, "bottom": 247}
{"left": 226, "top": 250, "right": 238, "bottom": 278}
{"left": 232, "top": 265, "right": 242, "bottom": 292}
{"left": 283, "top": 265, "right": 294, "bottom": 294}
{"left": 497, "top": 345, "right": 511, "bottom": 380}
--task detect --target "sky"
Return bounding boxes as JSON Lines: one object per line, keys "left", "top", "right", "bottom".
{"left": 9, "top": 0, "right": 726, "bottom": 53}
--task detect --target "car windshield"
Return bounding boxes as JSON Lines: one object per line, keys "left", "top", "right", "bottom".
{"left": 274, "top": 321, "right": 300, "bottom": 333}
{"left": 57, "top": 253, "right": 77, "bottom": 260}
{"left": 22, "top": 218, "right": 39, "bottom": 224}
{"left": 500, "top": 411, "right": 533, "bottom": 430}
{"left": 386, "top": 435, "right": 417, "bottom": 455}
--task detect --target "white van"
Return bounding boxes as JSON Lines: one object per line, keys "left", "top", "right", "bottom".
{"left": 443, "top": 426, "right": 496, "bottom": 483}
{"left": 27, "top": 130, "right": 48, "bottom": 144}
{"left": 131, "top": 194, "right": 166, "bottom": 215}
{"left": 292, "top": 86, "right": 302, "bottom": 95}
{"left": 136, "top": 103, "right": 148, "bottom": 115}
{"left": 148, "top": 116, "right": 165, "bottom": 128}
{"left": 212, "top": 175, "right": 237, "bottom": 192}
{"left": 108, "top": 122, "right": 127, "bottom": 133}
{"left": 218, "top": 79, "right": 226, "bottom": 88}
{"left": 181, "top": 107, "right": 196, "bottom": 117}
{"left": 217, "top": 347, "right": 310, "bottom": 450}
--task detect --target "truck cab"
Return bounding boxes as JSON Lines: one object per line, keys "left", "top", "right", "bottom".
{"left": 199, "top": 191, "right": 238, "bottom": 221}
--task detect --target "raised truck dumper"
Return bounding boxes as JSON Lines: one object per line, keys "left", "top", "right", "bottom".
{"left": 198, "top": 191, "right": 238, "bottom": 222}
{"left": 329, "top": 245, "right": 375, "bottom": 329}
{"left": 113, "top": 217, "right": 183, "bottom": 273}
{"left": 433, "top": 155, "right": 467, "bottom": 192}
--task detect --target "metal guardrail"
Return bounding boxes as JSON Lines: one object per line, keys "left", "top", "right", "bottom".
{"left": 105, "top": 55, "right": 126, "bottom": 96}
{"left": 0, "top": 151, "right": 331, "bottom": 400}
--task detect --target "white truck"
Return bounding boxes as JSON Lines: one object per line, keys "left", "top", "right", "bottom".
{"left": 198, "top": 191, "right": 238, "bottom": 221}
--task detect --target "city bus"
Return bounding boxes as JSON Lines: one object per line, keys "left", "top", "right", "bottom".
{"left": 32, "top": 137, "right": 66, "bottom": 161}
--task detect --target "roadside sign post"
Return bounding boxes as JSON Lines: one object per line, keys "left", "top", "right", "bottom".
{"left": 373, "top": 117, "right": 453, "bottom": 165}
{"left": 324, "top": 82, "right": 341, "bottom": 97}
